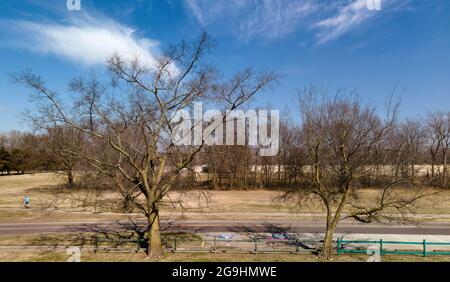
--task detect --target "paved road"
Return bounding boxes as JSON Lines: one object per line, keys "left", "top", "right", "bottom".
{"left": 1, "top": 220, "right": 450, "bottom": 236}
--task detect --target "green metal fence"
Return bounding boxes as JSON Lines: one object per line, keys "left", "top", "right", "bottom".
{"left": 337, "top": 239, "right": 450, "bottom": 257}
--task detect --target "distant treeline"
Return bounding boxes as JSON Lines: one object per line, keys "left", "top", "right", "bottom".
{"left": 1, "top": 109, "right": 449, "bottom": 188}
{"left": 193, "top": 110, "right": 449, "bottom": 189}
{"left": 0, "top": 131, "right": 62, "bottom": 175}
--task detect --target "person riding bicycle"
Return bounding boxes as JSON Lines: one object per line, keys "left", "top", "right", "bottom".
{"left": 23, "top": 196, "right": 30, "bottom": 208}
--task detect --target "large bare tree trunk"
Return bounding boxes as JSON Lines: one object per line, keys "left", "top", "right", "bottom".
{"left": 320, "top": 228, "right": 335, "bottom": 260}
{"left": 67, "top": 169, "right": 74, "bottom": 188}
{"left": 319, "top": 185, "right": 350, "bottom": 260}
{"left": 147, "top": 210, "right": 163, "bottom": 258}
{"left": 319, "top": 207, "right": 336, "bottom": 260}
{"left": 62, "top": 160, "right": 74, "bottom": 188}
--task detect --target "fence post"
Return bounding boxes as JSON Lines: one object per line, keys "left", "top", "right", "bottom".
{"left": 423, "top": 239, "right": 427, "bottom": 257}
{"left": 94, "top": 237, "right": 98, "bottom": 254}
{"left": 174, "top": 238, "right": 177, "bottom": 253}
{"left": 379, "top": 239, "right": 383, "bottom": 256}
{"left": 135, "top": 239, "right": 140, "bottom": 253}
{"left": 337, "top": 238, "right": 341, "bottom": 256}
{"left": 213, "top": 236, "right": 217, "bottom": 253}
{"left": 254, "top": 239, "right": 258, "bottom": 254}
{"left": 296, "top": 240, "right": 300, "bottom": 255}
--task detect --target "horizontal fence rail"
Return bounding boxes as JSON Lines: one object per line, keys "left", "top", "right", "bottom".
{"left": 337, "top": 239, "right": 450, "bottom": 257}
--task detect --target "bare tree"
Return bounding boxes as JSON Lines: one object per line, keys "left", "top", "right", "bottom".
{"left": 45, "top": 126, "right": 85, "bottom": 187}
{"left": 277, "top": 117, "right": 303, "bottom": 186}
{"left": 426, "top": 113, "right": 443, "bottom": 179}
{"left": 426, "top": 111, "right": 450, "bottom": 187}
{"left": 283, "top": 87, "right": 428, "bottom": 260}
{"left": 12, "top": 33, "right": 277, "bottom": 257}
{"left": 394, "top": 120, "right": 426, "bottom": 182}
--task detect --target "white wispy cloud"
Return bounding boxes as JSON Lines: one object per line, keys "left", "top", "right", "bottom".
{"left": 314, "top": 0, "right": 412, "bottom": 44}
{"left": 5, "top": 15, "right": 163, "bottom": 69}
{"left": 313, "top": 0, "right": 376, "bottom": 44}
{"left": 240, "top": 0, "right": 319, "bottom": 40}
{"left": 185, "top": 0, "right": 319, "bottom": 41}
{"left": 185, "top": 0, "right": 411, "bottom": 44}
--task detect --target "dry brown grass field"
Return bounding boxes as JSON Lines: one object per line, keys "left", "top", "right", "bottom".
{"left": 0, "top": 173, "right": 449, "bottom": 223}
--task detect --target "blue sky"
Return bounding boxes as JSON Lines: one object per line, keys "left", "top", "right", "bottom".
{"left": 0, "top": 0, "right": 449, "bottom": 131}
